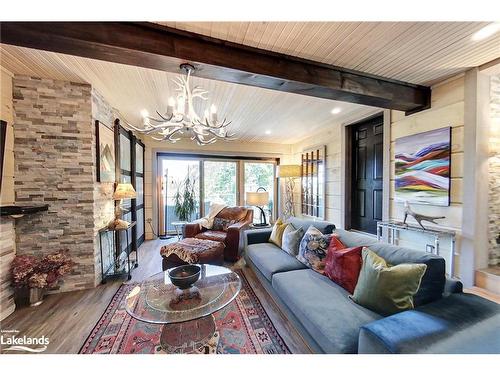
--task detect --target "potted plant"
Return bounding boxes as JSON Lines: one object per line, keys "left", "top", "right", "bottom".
{"left": 173, "top": 168, "right": 197, "bottom": 222}
{"left": 11, "top": 250, "right": 74, "bottom": 306}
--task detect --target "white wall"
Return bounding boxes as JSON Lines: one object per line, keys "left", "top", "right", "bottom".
{"left": 389, "top": 75, "right": 465, "bottom": 278}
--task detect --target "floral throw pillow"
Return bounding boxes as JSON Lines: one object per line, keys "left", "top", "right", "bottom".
{"left": 296, "top": 225, "right": 333, "bottom": 274}
{"left": 213, "top": 217, "right": 237, "bottom": 231}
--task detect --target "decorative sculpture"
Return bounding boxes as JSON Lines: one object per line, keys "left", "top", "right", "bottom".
{"left": 403, "top": 201, "right": 445, "bottom": 230}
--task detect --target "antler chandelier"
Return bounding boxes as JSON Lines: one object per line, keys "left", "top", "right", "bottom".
{"left": 125, "top": 63, "right": 234, "bottom": 146}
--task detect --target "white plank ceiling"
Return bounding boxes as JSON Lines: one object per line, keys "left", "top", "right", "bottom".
{"left": 1, "top": 22, "right": 499, "bottom": 144}
{"left": 0, "top": 44, "right": 377, "bottom": 144}
{"left": 159, "top": 22, "right": 500, "bottom": 85}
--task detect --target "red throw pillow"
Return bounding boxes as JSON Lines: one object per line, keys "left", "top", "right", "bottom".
{"left": 329, "top": 235, "right": 347, "bottom": 252}
{"left": 324, "top": 245, "right": 363, "bottom": 294}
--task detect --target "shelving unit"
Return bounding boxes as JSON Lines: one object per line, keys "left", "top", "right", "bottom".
{"left": 98, "top": 221, "right": 138, "bottom": 283}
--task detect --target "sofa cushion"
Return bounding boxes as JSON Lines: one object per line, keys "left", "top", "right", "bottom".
{"left": 358, "top": 293, "right": 500, "bottom": 354}
{"left": 352, "top": 248, "right": 427, "bottom": 316}
{"left": 297, "top": 226, "right": 333, "bottom": 274}
{"left": 272, "top": 269, "right": 381, "bottom": 353}
{"left": 333, "top": 229, "right": 378, "bottom": 248}
{"left": 195, "top": 230, "right": 227, "bottom": 242}
{"left": 289, "top": 217, "right": 335, "bottom": 235}
{"left": 334, "top": 229, "right": 446, "bottom": 306}
{"left": 246, "top": 243, "right": 307, "bottom": 281}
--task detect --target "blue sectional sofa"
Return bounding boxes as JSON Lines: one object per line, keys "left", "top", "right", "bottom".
{"left": 243, "top": 217, "right": 500, "bottom": 354}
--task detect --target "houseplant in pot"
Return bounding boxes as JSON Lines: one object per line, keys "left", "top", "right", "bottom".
{"left": 11, "top": 250, "right": 74, "bottom": 306}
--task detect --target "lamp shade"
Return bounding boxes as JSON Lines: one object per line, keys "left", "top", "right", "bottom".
{"left": 278, "top": 164, "right": 302, "bottom": 178}
{"left": 246, "top": 191, "right": 269, "bottom": 206}
{"left": 113, "top": 183, "right": 137, "bottom": 200}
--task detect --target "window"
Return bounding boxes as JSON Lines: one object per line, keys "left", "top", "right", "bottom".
{"left": 244, "top": 162, "right": 275, "bottom": 223}
{"left": 203, "top": 161, "right": 237, "bottom": 210}
{"left": 301, "top": 146, "right": 326, "bottom": 219}
{"left": 157, "top": 155, "right": 277, "bottom": 234}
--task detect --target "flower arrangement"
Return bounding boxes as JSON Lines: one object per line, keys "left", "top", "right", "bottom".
{"left": 11, "top": 250, "right": 75, "bottom": 289}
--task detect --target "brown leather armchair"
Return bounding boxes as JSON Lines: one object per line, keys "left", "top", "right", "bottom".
{"left": 184, "top": 206, "right": 254, "bottom": 262}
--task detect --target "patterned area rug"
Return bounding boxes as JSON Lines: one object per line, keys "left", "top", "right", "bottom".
{"left": 80, "top": 270, "right": 290, "bottom": 354}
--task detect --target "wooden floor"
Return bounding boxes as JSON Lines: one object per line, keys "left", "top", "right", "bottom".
{"left": 0, "top": 238, "right": 310, "bottom": 354}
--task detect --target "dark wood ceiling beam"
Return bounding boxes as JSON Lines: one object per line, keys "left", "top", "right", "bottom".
{"left": 0, "top": 22, "right": 431, "bottom": 113}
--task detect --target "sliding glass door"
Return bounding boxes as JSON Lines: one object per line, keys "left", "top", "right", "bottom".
{"left": 203, "top": 161, "right": 237, "bottom": 212}
{"left": 160, "top": 159, "right": 201, "bottom": 235}
{"left": 157, "top": 155, "right": 276, "bottom": 235}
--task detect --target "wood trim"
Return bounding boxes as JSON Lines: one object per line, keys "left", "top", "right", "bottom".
{"left": 0, "top": 120, "right": 7, "bottom": 192}
{"left": 0, "top": 22, "right": 430, "bottom": 113}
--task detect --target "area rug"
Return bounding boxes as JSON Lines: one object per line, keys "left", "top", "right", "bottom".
{"left": 80, "top": 270, "right": 290, "bottom": 354}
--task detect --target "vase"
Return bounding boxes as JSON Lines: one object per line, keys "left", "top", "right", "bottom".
{"left": 28, "top": 287, "right": 45, "bottom": 307}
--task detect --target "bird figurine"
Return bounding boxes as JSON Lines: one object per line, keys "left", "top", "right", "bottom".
{"left": 403, "top": 201, "right": 445, "bottom": 230}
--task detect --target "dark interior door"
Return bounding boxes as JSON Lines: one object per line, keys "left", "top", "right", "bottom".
{"left": 351, "top": 115, "right": 384, "bottom": 235}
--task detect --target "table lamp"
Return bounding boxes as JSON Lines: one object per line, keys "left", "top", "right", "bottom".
{"left": 108, "top": 183, "right": 137, "bottom": 229}
{"left": 246, "top": 187, "right": 270, "bottom": 227}
{"left": 277, "top": 164, "right": 302, "bottom": 218}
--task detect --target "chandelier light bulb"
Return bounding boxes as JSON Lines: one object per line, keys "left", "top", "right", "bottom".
{"left": 177, "top": 96, "right": 186, "bottom": 113}
{"left": 140, "top": 109, "right": 149, "bottom": 118}
{"left": 210, "top": 104, "right": 217, "bottom": 122}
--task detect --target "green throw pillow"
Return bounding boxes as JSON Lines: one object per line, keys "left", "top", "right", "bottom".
{"left": 351, "top": 248, "right": 427, "bottom": 316}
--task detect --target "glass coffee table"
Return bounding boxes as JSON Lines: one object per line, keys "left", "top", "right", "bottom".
{"left": 124, "top": 264, "right": 241, "bottom": 352}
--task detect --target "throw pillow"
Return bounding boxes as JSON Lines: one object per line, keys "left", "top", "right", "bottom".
{"left": 281, "top": 224, "right": 304, "bottom": 256}
{"left": 324, "top": 243, "right": 363, "bottom": 294}
{"left": 213, "top": 217, "right": 236, "bottom": 231}
{"left": 351, "top": 248, "right": 427, "bottom": 316}
{"left": 268, "top": 218, "right": 288, "bottom": 247}
{"left": 296, "top": 225, "right": 332, "bottom": 274}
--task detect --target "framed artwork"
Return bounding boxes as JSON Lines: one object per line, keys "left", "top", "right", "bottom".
{"left": 95, "top": 120, "right": 116, "bottom": 182}
{"left": 0, "top": 120, "right": 6, "bottom": 192}
{"left": 395, "top": 126, "right": 451, "bottom": 206}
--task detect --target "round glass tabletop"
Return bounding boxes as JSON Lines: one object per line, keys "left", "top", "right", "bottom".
{"left": 124, "top": 264, "right": 241, "bottom": 324}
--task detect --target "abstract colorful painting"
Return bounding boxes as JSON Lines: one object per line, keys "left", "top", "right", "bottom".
{"left": 395, "top": 127, "right": 451, "bottom": 206}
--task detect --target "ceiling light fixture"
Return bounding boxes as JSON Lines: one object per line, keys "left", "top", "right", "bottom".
{"left": 331, "top": 107, "right": 342, "bottom": 114}
{"left": 471, "top": 23, "right": 500, "bottom": 41}
{"left": 265, "top": 130, "right": 272, "bottom": 135}
{"left": 124, "top": 63, "right": 234, "bottom": 146}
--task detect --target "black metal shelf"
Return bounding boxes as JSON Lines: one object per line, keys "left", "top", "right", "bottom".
{"left": 98, "top": 221, "right": 138, "bottom": 283}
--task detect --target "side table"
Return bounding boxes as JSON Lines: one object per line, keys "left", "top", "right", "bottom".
{"left": 249, "top": 223, "right": 272, "bottom": 229}
{"left": 98, "top": 221, "right": 138, "bottom": 283}
{"left": 171, "top": 221, "right": 188, "bottom": 240}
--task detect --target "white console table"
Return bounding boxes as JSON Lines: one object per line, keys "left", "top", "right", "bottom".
{"left": 376, "top": 221, "right": 457, "bottom": 276}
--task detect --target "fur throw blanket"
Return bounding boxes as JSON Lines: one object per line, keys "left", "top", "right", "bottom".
{"left": 192, "top": 203, "right": 227, "bottom": 229}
